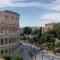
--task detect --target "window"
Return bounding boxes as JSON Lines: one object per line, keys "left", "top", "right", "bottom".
{"left": 1, "top": 28, "right": 4, "bottom": 33}
{"left": 5, "top": 38, "right": 8, "bottom": 44}
{"left": 16, "top": 17, "right": 18, "bottom": 20}
{"left": 12, "top": 38, "right": 14, "bottom": 43}
{"left": 1, "top": 39, "right": 4, "bottom": 45}
{"left": 1, "top": 28, "right": 2, "bottom": 33}
{"left": 5, "top": 27, "right": 8, "bottom": 33}
{"left": 5, "top": 49, "right": 8, "bottom": 54}
{"left": 1, "top": 50, "right": 4, "bottom": 54}
{"left": 9, "top": 38, "right": 11, "bottom": 44}
{"left": 6, "top": 16, "right": 7, "bottom": 19}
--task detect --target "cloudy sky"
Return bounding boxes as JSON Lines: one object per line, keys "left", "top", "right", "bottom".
{"left": 0, "top": 0, "right": 60, "bottom": 27}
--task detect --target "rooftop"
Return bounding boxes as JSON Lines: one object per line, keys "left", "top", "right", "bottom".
{"left": 0, "top": 10, "right": 19, "bottom": 16}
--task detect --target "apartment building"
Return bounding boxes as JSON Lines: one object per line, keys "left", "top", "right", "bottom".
{"left": 0, "top": 10, "right": 20, "bottom": 55}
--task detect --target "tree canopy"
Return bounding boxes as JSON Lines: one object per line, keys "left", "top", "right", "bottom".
{"left": 24, "top": 27, "right": 32, "bottom": 35}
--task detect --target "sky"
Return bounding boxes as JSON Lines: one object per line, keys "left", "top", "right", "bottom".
{"left": 0, "top": 0, "right": 60, "bottom": 27}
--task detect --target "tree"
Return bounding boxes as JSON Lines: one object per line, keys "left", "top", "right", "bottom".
{"left": 47, "top": 29, "right": 57, "bottom": 38}
{"left": 2, "top": 54, "right": 11, "bottom": 60}
{"left": 14, "top": 55, "right": 23, "bottom": 60}
{"left": 38, "top": 27, "right": 42, "bottom": 39}
{"left": 53, "top": 23, "right": 60, "bottom": 39}
{"left": 20, "top": 33, "right": 24, "bottom": 36}
{"left": 33, "top": 37, "right": 38, "bottom": 44}
{"left": 41, "top": 33, "right": 51, "bottom": 43}
{"left": 55, "top": 41, "right": 60, "bottom": 48}
{"left": 13, "top": 53, "right": 23, "bottom": 60}
{"left": 24, "top": 27, "right": 32, "bottom": 35}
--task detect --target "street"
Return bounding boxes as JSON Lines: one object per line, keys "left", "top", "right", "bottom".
{"left": 21, "top": 41, "right": 60, "bottom": 60}
{"left": 35, "top": 51, "right": 60, "bottom": 60}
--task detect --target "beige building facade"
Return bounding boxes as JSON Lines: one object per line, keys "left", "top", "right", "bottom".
{"left": 42, "top": 23, "right": 54, "bottom": 32}
{"left": 0, "top": 10, "right": 20, "bottom": 55}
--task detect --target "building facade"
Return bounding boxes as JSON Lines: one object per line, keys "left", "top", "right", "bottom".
{"left": 19, "top": 27, "right": 24, "bottom": 33}
{"left": 0, "top": 10, "right": 20, "bottom": 55}
{"left": 43, "top": 23, "right": 54, "bottom": 32}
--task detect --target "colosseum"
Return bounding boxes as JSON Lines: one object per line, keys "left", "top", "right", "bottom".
{"left": 0, "top": 10, "right": 20, "bottom": 56}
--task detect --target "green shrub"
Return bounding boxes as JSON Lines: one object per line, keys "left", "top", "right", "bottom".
{"left": 2, "top": 54, "right": 11, "bottom": 60}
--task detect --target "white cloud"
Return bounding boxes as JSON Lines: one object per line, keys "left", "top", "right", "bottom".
{"left": 0, "top": 0, "right": 60, "bottom": 12}
{"left": 13, "top": 0, "right": 27, "bottom": 1}
{"left": 44, "top": 0, "right": 60, "bottom": 11}
{"left": 12, "top": 0, "right": 27, "bottom": 2}
{"left": 0, "top": 0, "right": 11, "bottom": 7}
{"left": 40, "top": 12, "right": 60, "bottom": 23}
{"left": 51, "top": 0, "right": 60, "bottom": 3}
{"left": 10, "top": 2, "right": 43, "bottom": 7}
{"left": 0, "top": 0, "right": 46, "bottom": 7}
{"left": 11, "top": 0, "right": 60, "bottom": 11}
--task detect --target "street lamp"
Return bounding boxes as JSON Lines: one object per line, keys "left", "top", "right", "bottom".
{"left": 34, "top": 49, "right": 37, "bottom": 60}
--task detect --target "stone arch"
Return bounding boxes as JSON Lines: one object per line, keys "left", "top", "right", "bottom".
{"left": 5, "top": 38, "right": 8, "bottom": 44}
{"left": 1, "top": 38, "right": 4, "bottom": 45}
